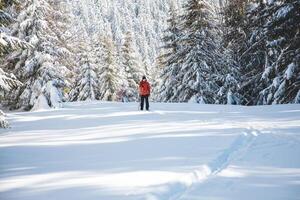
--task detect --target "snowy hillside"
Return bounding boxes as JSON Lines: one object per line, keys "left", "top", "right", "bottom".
{"left": 1, "top": 101, "right": 300, "bottom": 200}
{"left": 68, "top": 0, "right": 182, "bottom": 65}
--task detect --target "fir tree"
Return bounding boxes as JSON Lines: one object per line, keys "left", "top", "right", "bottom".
{"left": 2, "top": 0, "right": 69, "bottom": 110}
{"left": 237, "top": 0, "right": 300, "bottom": 105}
{"left": 69, "top": 52, "right": 98, "bottom": 101}
{"left": 68, "top": 15, "right": 102, "bottom": 102}
{"left": 257, "top": 0, "right": 300, "bottom": 104}
{"left": 98, "top": 34, "right": 123, "bottom": 101}
{"left": 222, "top": 0, "right": 248, "bottom": 61}
{"left": 235, "top": 1, "right": 268, "bottom": 105}
{"left": 157, "top": 3, "right": 182, "bottom": 102}
{"left": 0, "top": 0, "right": 23, "bottom": 127}
{"left": 0, "top": 68, "right": 22, "bottom": 128}
{"left": 0, "top": 0, "right": 29, "bottom": 56}
{"left": 217, "top": 0, "right": 248, "bottom": 104}
{"left": 170, "top": 0, "right": 227, "bottom": 103}
{"left": 120, "top": 31, "right": 144, "bottom": 101}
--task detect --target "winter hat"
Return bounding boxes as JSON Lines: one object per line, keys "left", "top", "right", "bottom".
{"left": 142, "top": 76, "right": 146, "bottom": 80}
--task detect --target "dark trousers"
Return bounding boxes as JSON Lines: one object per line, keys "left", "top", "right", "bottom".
{"left": 140, "top": 95, "right": 149, "bottom": 110}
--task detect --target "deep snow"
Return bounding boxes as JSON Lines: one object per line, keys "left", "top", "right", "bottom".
{"left": 0, "top": 101, "right": 300, "bottom": 200}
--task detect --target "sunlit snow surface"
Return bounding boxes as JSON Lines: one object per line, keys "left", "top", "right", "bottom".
{"left": 1, "top": 101, "right": 300, "bottom": 200}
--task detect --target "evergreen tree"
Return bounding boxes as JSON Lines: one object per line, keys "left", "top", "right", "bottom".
{"left": 218, "top": 0, "right": 248, "bottom": 104}
{"left": 68, "top": 51, "right": 98, "bottom": 101}
{"left": 170, "top": 0, "right": 227, "bottom": 103}
{"left": 0, "top": 68, "right": 22, "bottom": 128}
{"left": 0, "top": 0, "right": 24, "bottom": 127}
{"left": 48, "top": 0, "right": 74, "bottom": 85}
{"left": 222, "top": 0, "right": 249, "bottom": 61}
{"left": 98, "top": 34, "right": 123, "bottom": 101}
{"left": 2, "top": 0, "right": 69, "bottom": 110}
{"left": 216, "top": 48, "right": 241, "bottom": 105}
{"left": 0, "top": 0, "right": 29, "bottom": 56}
{"left": 235, "top": 1, "right": 268, "bottom": 105}
{"left": 237, "top": 0, "right": 299, "bottom": 105}
{"left": 150, "top": 54, "right": 163, "bottom": 101}
{"left": 120, "top": 31, "right": 144, "bottom": 101}
{"left": 68, "top": 16, "right": 101, "bottom": 102}
{"left": 257, "top": 0, "right": 300, "bottom": 104}
{"left": 157, "top": 3, "right": 182, "bottom": 102}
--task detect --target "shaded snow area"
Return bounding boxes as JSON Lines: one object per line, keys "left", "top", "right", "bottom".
{"left": 1, "top": 101, "right": 300, "bottom": 200}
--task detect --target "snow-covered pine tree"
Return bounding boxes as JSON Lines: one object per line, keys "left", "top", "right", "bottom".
{"left": 217, "top": 0, "right": 247, "bottom": 104}
{"left": 257, "top": 0, "right": 300, "bottom": 104}
{"left": 222, "top": 0, "right": 248, "bottom": 61}
{"left": 215, "top": 47, "right": 241, "bottom": 105}
{"left": 2, "top": 0, "right": 69, "bottom": 110}
{"left": 61, "top": 2, "right": 98, "bottom": 99}
{"left": 157, "top": 3, "right": 183, "bottom": 102}
{"left": 48, "top": 0, "right": 74, "bottom": 87}
{"left": 0, "top": 68, "right": 21, "bottom": 92}
{"left": 237, "top": 0, "right": 299, "bottom": 105}
{"left": 68, "top": 51, "right": 98, "bottom": 101}
{"left": 67, "top": 11, "right": 101, "bottom": 102}
{"left": 0, "top": 0, "right": 29, "bottom": 57}
{"left": 149, "top": 54, "right": 163, "bottom": 101}
{"left": 170, "top": 0, "right": 226, "bottom": 103}
{"left": 0, "top": 68, "right": 22, "bottom": 128}
{"left": 98, "top": 34, "right": 123, "bottom": 101}
{"left": 120, "top": 31, "right": 144, "bottom": 101}
{"left": 1, "top": 0, "right": 24, "bottom": 128}
{"left": 235, "top": 1, "right": 269, "bottom": 105}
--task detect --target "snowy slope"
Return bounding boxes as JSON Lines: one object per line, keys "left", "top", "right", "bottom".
{"left": 68, "top": 0, "right": 183, "bottom": 65}
{"left": 0, "top": 102, "right": 300, "bottom": 200}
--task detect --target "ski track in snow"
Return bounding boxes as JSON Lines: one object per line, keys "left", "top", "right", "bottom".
{"left": 150, "top": 127, "right": 259, "bottom": 200}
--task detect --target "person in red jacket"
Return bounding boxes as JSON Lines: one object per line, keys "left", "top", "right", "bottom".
{"left": 139, "top": 76, "right": 151, "bottom": 111}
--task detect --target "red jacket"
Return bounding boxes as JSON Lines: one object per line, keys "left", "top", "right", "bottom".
{"left": 139, "top": 80, "right": 151, "bottom": 96}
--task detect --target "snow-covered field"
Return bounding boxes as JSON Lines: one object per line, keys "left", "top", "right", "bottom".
{"left": 1, "top": 101, "right": 300, "bottom": 200}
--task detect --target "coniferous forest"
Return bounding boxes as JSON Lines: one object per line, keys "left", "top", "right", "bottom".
{"left": 1, "top": 0, "right": 299, "bottom": 127}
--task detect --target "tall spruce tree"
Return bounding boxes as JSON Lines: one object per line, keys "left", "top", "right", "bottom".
{"left": 237, "top": 0, "right": 300, "bottom": 105}
{"left": 150, "top": 54, "right": 163, "bottom": 101}
{"left": 1, "top": 0, "right": 24, "bottom": 127}
{"left": 68, "top": 19, "right": 101, "bottom": 102}
{"left": 98, "top": 34, "right": 123, "bottom": 101}
{"left": 2, "top": 0, "right": 69, "bottom": 110}
{"left": 157, "top": 3, "right": 182, "bottom": 102}
{"left": 220, "top": 0, "right": 250, "bottom": 104}
{"left": 120, "top": 31, "right": 144, "bottom": 101}
{"left": 170, "top": 0, "right": 228, "bottom": 103}
{"left": 68, "top": 51, "right": 98, "bottom": 101}
{"left": 236, "top": 1, "right": 268, "bottom": 105}
{"left": 257, "top": 0, "right": 300, "bottom": 104}
{"left": 222, "top": 0, "right": 249, "bottom": 61}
